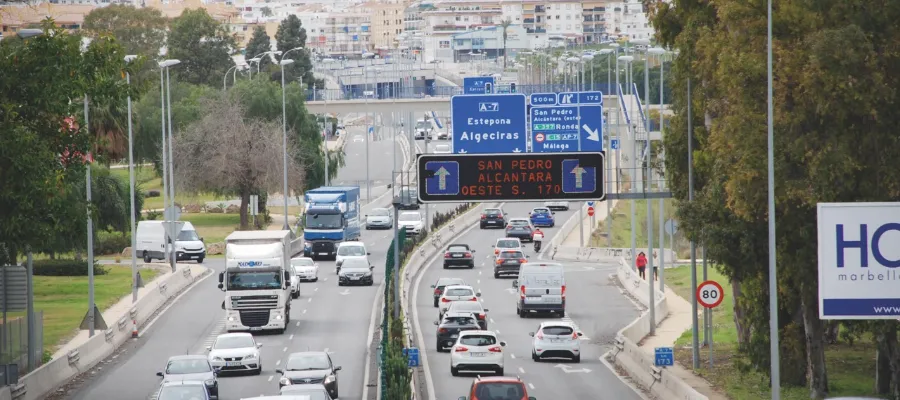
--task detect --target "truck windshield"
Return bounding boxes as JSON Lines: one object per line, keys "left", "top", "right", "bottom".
{"left": 416, "top": 121, "right": 429, "bottom": 130}
{"left": 226, "top": 271, "right": 282, "bottom": 290}
{"left": 306, "top": 213, "right": 342, "bottom": 229}
{"left": 400, "top": 189, "right": 417, "bottom": 203}
{"left": 177, "top": 230, "right": 200, "bottom": 241}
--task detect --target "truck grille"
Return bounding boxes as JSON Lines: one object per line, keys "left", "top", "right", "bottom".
{"left": 312, "top": 242, "right": 334, "bottom": 252}
{"left": 232, "top": 295, "right": 279, "bottom": 309}
{"left": 239, "top": 310, "right": 270, "bottom": 327}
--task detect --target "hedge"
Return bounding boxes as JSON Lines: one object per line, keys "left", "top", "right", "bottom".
{"left": 32, "top": 259, "right": 109, "bottom": 276}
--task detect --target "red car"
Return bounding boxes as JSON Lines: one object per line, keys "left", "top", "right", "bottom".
{"left": 457, "top": 376, "right": 536, "bottom": 400}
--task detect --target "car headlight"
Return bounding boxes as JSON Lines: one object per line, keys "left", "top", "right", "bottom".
{"left": 245, "top": 352, "right": 258, "bottom": 360}
{"left": 325, "top": 374, "right": 336, "bottom": 384}
{"left": 212, "top": 356, "right": 223, "bottom": 361}
{"left": 204, "top": 379, "right": 216, "bottom": 386}
{"left": 280, "top": 376, "right": 291, "bottom": 386}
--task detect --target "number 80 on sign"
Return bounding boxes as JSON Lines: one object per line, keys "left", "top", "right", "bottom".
{"left": 696, "top": 280, "right": 724, "bottom": 309}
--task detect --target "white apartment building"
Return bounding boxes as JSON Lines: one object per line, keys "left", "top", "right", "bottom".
{"left": 421, "top": 0, "right": 503, "bottom": 62}
{"left": 543, "top": 1, "right": 582, "bottom": 40}
{"left": 604, "top": 0, "right": 653, "bottom": 40}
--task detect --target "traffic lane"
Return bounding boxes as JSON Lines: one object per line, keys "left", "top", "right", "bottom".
{"left": 414, "top": 202, "right": 577, "bottom": 398}
{"left": 339, "top": 126, "right": 404, "bottom": 182}
{"left": 217, "top": 220, "right": 397, "bottom": 400}
{"left": 63, "top": 260, "right": 225, "bottom": 400}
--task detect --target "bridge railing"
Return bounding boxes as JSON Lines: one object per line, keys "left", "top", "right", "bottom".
{"left": 304, "top": 83, "right": 620, "bottom": 102}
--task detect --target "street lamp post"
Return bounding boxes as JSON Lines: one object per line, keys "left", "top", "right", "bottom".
{"left": 617, "top": 55, "right": 635, "bottom": 271}
{"left": 648, "top": 47, "right": 666, "bottom": 294}
{"left": 158, "top": 59, "right": 181, "bottom": 273}
{"left": 251, "top": 50, "right": 283, "bottom": 77}
{"left": 248, "top": 58, "right": 262, "bottom": 79}
{"left": 224, "top": 65, "right": 237, "bottom": 91}
{"left": 280, "top": 58, "right": 295, "bottom": 231}
{"left": 124, "top": 54, "right": 139, "bottom": 303}
{"left": 598, "top": 48, "right": 613, "bottom": 247}
{"left": 767, "top": 0, "right": 780, "bottom": 394}
{"left": 582, "top": 54, "right": 594, "bottom": 91}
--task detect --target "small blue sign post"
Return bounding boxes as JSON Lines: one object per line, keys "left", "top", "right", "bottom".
{"left": 561, "top": 159, "right": 597, "bottom": 194}
{"left": 654, "top": 347, "right": 674, "bottom": 367}
{"left": 587, "top": 201, "right": 595, "bottom": 206}
{"left": 611, "top": 138, "right": 620, "bottom": 150}
{"left": 463, "top": 77, "right": 496, "bottom": 94}
{"left": 450, "top": 94, "right": 528, "bottom": 154}
{"left": 406, "top": 347, "right": 420, "bottom": 367}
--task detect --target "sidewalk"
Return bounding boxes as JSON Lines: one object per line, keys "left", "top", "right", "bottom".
{"left": 52, "top": 263, "right": 208, "bottom": 360}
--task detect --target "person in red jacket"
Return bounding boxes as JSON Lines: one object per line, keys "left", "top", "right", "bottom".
{"left": 636, "top": 252, "right": 648, "bottom": 280}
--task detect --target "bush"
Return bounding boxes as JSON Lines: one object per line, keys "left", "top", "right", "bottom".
{"left": 95, "top": 231, "right": 129, "bottom": 255}
{"left": 145, "top": 190, "right": 160, "bottom": 198}
{"left": 33, "top": 259, "right": 109, "bottom": 276}
{"left": 146, "top": 210, "right": 161, "bottom": 220}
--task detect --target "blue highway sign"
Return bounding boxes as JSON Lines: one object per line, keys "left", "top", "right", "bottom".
{"left": 423, "top": 160, "right": 460, "bottom": 196}
{"left": 561, "top": 159, "right": 597, "bottom": 194}
{"left": 450, "top": 94, "right": 528, "bottom": 154}
{"left": 530, "top": 93, "right": 557, "bottom": 106}
{"left": 654, "top": 347, "right": 674, "bottom": 367}
{"left": 530, "top": 104, "right": 604, "bottom": 153}
{"left": 463, "top": 77, "right": 495, "bottom": 94}
{"left": 611, "top": 138, "right": 620, "bottom": 150}
{"left": 578, "top": 91, "right": 604, "bottom": 104}
{"left": 406, "top": 347, "right": 420, "bottom": 367}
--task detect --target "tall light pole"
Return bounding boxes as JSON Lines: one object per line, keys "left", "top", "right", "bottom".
{"left": 582, "top": 53, "right": 594, "bottom": 91}
{"left": 224, "top": 65, "right": 238, "bottom": 91}
{"left": 280, "top": 58, "right": 295, "bottom": 231}
{"left": 124, "top": 54, "right": 139, "bottom": 303}
{"left": 158, "top": 59, "right": 181, "bottom": 273}
{"left": 248, "top": 58, "right": 262, "bottom": 79}
{"left": 598, "top": 48, "right": 613, "bottom": 247}
{"left": 648, "top": 46, "right": 666, "bottom": 293}
{"left": 767, "top": 0, "right": 780, "bottom": 394}
{"left": 640, "top": 44, "right": 655, "bottom": 334}
{"left": 251, "top": 50, "right": 283, "bottom": 77}
{"left": 618, "top": 55, "right": 635, "bottom": 269}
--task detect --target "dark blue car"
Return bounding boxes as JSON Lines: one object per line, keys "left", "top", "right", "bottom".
{"left": 529, "top": 207, "right": 555, "bottom": 227}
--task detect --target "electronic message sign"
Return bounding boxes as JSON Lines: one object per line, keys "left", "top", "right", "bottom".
{"left": 416, "top": 152, "right": 605, "bottom": 203}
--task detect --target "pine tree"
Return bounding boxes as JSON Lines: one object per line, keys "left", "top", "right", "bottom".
{"left": 245, "top": 25, "right": 272, "bottom": 71}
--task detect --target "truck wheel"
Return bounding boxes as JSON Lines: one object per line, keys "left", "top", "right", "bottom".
{"left": 143, "top": 251, "right": 151, "bottom": 263}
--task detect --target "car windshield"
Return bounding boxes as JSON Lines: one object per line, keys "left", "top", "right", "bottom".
{"left": 306, "top": 213, "right": 342, "bottom": 229}
{"left": 338, "top": 246, "right": 366, "bottom": 256}
{"left": 371, "top": 208, "right": 390, "bottom": 216}
{"left": 214, "top": 336, "right": 255, "bottom": 350}
{"left": 166, "top": 359, "right": 212, "bottom": 374}
{"left": 445, "top": 288, "right": 473, "bottom": 296}
{"left": 226, "top": 271, "right": 282, "bottom": 290}
{"left": 532, "top": 208, "right": 550, "bottom": 215}
{"left": 542, "top": 326, "right": 575, "bottom": 335}
{"left": 158, "top": 385, "right": 207, "bottom": 400}
{"left": 474, "top": 383, "right": 526, "bottom": 399}
{"left": 459, "top": 334, "right": 497, "bottom": 346}
{"left": 484, "top": 209, "right": 501, "bottom": 215}
{"left": 416, "top": 121, "right": 429, "bottom": 130}
{"left": 497, "top": 240, "right": 519, "bottom": 248}
{"left": 400, "top": 213, "right": 421, "bottom": 222}
{"left": 178, "top": 229, "right": 200, "bottom": 241}
{"left": 436, "top": 279, "right": 464, "bottom": 287}
{"left": 451, "top": 302, "right": 482, "bottom": 312}
{"left": 509, "top": 220, "right": 530, "bottom": 226}
{"left": 443, "top": 316, "right": 477, "bottom": 325}
{"left": 341, "top": 259, "right": 369, "bottom": 270}
{"left": 291, "top": 259, "right": 315, "bottom": 267}
{"left": 500, "top": 251, "right": 524, "bottom": 259}
{"left": 447, "top": 245, "right": 468, "bottom": 252}
{"left": 280, "top": 387, "right": 330, "bottom": 399}
{"left": 287, "top": 354, "right": 331, "bottom": 371}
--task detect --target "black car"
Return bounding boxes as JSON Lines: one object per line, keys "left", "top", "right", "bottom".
{"left": 156, "top": 381, "right": 210, "bottom": 400}
{"left": 446, "top": 300, "right": 490, "bottom": 330}
{"left": 505, "top": 219, "right": 534, "bottom": 242}
{"left": 277, "top": 352, "right": 342, "bottom": 399}
{"left": 433, "top": 312, "right": 481, "bottom": 351}
{"left": 157, "top": 355, "right": 218, "bottom": 398}
{"left": 479, "top": 208, "right": 506, "bottom": 229}
{"left": 337, "top": 258, "right": 374, "bottom": 286}
{"left": 494, "top": 250, "right": 528, "bottom": 278}
{"left": 398, "top": 187, "right": 420, "bottom": 210}
{"left": 430, "top": 277, "right": 466, "bottom": 307}
{"left": 443, "top": 244, "right": 475, "bottom": 269}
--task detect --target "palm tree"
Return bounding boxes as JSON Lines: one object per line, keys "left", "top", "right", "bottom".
{"left": 499, "top": 18, "right": 512, "bottom": 69}
{"left": 89, "top": 100, "right": 129, "bottom": 163}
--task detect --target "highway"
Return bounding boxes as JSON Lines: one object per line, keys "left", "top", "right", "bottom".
{"left": 59, "top": 113, "right": 460, "bottom": 400}
{"left": 412, "top": 202, "right": 645, "bottom": 400}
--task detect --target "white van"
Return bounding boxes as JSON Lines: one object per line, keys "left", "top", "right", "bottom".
{"left": 135, "top": 220, "right": 206, "bottom": 263}
{"left": 512, "top": 262, "right": 566, "bottom": 317}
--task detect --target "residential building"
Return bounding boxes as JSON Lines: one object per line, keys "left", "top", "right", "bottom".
{"left": 604, "top": 0, "right": 652, "bottom": 40}
{"left": 1, "top": 3, "right": 94, "bottom": 34}
{"left": 450, "top": 24, "right": 528, "bottom": 61}
{"left": 321, "top": 4, "right": 372, "bottom": 56}
{"left": 543, "top": 1, "right": 582, "bottom": 42}
{"left": 362, "top": 0, "right": 406, "bottom": 51}
{"left": 581, "top": 0, "right": 607, "bottom": 43}
{"left": 421, "top": 0, "right": 503, "bottom": 62}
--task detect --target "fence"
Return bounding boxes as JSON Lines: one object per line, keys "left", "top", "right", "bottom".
{"left": 0, "top": 312, "right": 43, "bottom": 384}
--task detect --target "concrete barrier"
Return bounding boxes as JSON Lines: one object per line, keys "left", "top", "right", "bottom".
{"left": 13, "top": 265, "right": 209, "bottom": 400}
{"left": 554, "top": 246, "right": 678, "bottom": 264}
{"left": 609, "top": 257, "right": 707, "bottom": 400}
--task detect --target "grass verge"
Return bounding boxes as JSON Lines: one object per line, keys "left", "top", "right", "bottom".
{"left": 181, "top": 213, "right": 241, "bottom": 244}
{"left": 665, "top": 266, "right": 879, "bottom": 399}
{"left": 592, "top": 199, "right": 682, "bottom": 254}
{"left": 29, "top": 265, "right": 160, "bottom": 353}
{"left": 110, "top": 167, "right": 227, "bottom": 211}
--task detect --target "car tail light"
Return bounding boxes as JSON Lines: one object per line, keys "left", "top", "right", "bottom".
{"left": 494, "top": 249, "right": 499, "bottom": 255}
{"left": 481, "top": 214, "right": 486, "bottom": 219}
{"left": 439, "top": 328, "right": 448, "bottom": 333}
{"left": 469, "top": 296, "right": 478, "bottom": 301}
{"left": 444, "top": 252, "right": 451, "bottom": 258}
{"left": 497, "top": 213, "right": 503, "bottom": 218}
{"left": 477, "top": 313, "right": 485, "bottom": 319}
{"left": 442, "top": 297, "right": 451, "bottom": 303}
{"left": 454, "top": 346, "right": 468, "bottom": 352}
{"left": 465, "top": 252, "right": 472, "bottom": 257}
{"left": 571, "top": 331, "right": 579, "bottom": 340}
{"left": 488, "top": 346, "right": 502, "bottom": 353}
{"left": 496, "top": 259, "right": 502, "bottom": 265}
{"left": 536, "top": 332, "right": 544, "bottom": 340}
{"left": 561, "top": 285, "right": 566, "bottom": 299}
{"left": 520, "top": 285, "right": 526, "bottom": 299}
{"left": 434, "top": 288, "right": 441, "bottom": 295}
{"left": 519, "top": 258, "right": 527, "bottom": 263}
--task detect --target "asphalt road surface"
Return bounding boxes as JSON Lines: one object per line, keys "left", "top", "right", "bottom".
{"left": 61, "top": 133, "right": 461, "bottom": 400}
{"left": 412, "top": 202, "right": 645, "bottom": 400}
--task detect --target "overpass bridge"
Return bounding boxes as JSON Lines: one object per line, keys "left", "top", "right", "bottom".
{"left": 305, "top": 94, "right": 623, "bottom": 115}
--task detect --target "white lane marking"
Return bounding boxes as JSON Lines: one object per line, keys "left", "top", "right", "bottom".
{"left": 323, "top": 278, "right": 328, "bottom": 282}
{"left": 315, "top": 287, "right": 319, "bottom": 292}
{"left": 477, "top": 279, "right": 481, "bottom": 284}
{"left": 518, "top": 367, "right": 525, "bottom": 374}
{"left": 283, "top": 347, "right": 288, "bottom": 352}
{"left": 289, "top": 334, "right": 294, "bottom": 340}
{"left": 510, "top": 353, "right": 515, "bottom": 359}
{"left": 478, "top": 271, "right": 482, "bottom": 275}
{"left": 276, "top": 359, "right": 282, "bottom": 366}
{"left": 142, "top": 268, "right": 214, "bottom": 337}
{"left": 528, "top": 383, "right": 535, "bottom": 390}
{"left": 490, "top": 318, "right": 495, "bottom": 324}
{"left": 302, "top": 309, "right": 307, "bottom": 314}
{"left": 308, "top": 297, "right": 313, "bottom": 302}
{"left": 324, "top": 348, "right": 329, "bottom": 353}
{"left": 268, "top": 376, "right": 274, "bottom": 382}
{"left": 496, "top": 329, "right": 500, "bottom": 334}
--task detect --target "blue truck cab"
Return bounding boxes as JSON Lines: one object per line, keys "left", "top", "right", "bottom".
{"left": 302, "top": 186, "right": 361, "bottom": 260}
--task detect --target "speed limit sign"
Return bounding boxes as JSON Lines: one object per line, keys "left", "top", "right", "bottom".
{"left": 696, "top": 280, "right": 724, "bottom": 309}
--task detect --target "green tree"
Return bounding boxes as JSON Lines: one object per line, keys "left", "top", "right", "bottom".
{"left": 82, "top": 5, "right": 167, "bottom": 58}
{"left": 499, "top": 18, "right": 511, "bottom": 69}
{"left": 274, "top": 15, "right": 314, "bottom": 86}
{"left": 0, "top": 21, "right": 131, "bottom": 264}
{"left": 167, "top": 8, "right": 237, "bottom": 87}
{"left": 245, "top": 25, "right": 273, "bottom": 71}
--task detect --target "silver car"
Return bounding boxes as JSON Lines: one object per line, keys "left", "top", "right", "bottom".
{"left": 291, "top": 257, "right": 319, "bottom": 283}
{"left": 365, "top": 208, "right": 393, "bottom": 230}
{"left": 157, "top": 355, "right": 218, "bottom": 398}
{"left": 206, "top": 333, "right": 262, "bottom": 374}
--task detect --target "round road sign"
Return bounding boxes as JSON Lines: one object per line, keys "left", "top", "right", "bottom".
{"left": 535, "top": 133, "right": 545, "bottom": 142}
{"left": 587, "top": 206, "right": 595, "bottom": 216}
{"left": 696, "top": 280, "right": 724, "bottom": 309}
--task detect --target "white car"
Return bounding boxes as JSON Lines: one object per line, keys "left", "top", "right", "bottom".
{"left": 492, "top": 238, "right": 523, "bottom": 258}
{"left": 438, "top": 285, "right": 480, "bottom": 319}
{"left": 335, "top": 241, "right": 369, "bottom": 274}
{"left": 397, "top": 212, "right": 424, "bottom": 234}
{"left": 365, "top": 207, "right": 393, "bottom": 230}
{"left": 449, "top": 330, "right": 506, "bottom": 376}
{"left": 432, "top": 144, "right": 452, "bottom": 154}
{"left": 206, "top": 333, "right": 263, "bottom": 374}
{"left": 543, "top": 201, "right": 570, "bottom": 211}
{"left": 291, "top": 257, "right": 319, "bottom": 283}
{"left": 530, "top": 321, "right": 583, "bottom": 362}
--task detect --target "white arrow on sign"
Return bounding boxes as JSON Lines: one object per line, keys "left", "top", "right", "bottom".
{"left": 339, "top": 289, "right": 351, "bottom": 296}
{"left": 555, "top": 364, "right": 592, "bottom": 373}
{"left": 582, "top": 124, "right": 600, "bottom": 142}
{"left": 458, "top": 149, "right": 468, "bottom": 154}
{"left": 512, "top": 148, "right": 522, "bottom": 153}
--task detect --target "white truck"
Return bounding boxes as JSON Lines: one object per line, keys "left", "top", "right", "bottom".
{"left": 218, "top": 230, "right": 294, "bottom": 334}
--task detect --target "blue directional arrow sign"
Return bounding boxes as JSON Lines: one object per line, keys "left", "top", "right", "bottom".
{"left": 611, "top": 138, "right": 620, "bottom": 150}
{"left": 561, "top": 159, "right": 597, "bottom": 194}
{"left": 530, "top": 93, "right": 557, "bottom": 106}
{"left": 530, "top": 104, "right": 604, "bottom": 153}
{"left": 463, "top": 77, "right": 495, "bottom": 94}
{"left": 424, "top": 161, "right": 460, "bottom": 196}
{"left": 450, "top": 93, "right": 527, "bottom": 154}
